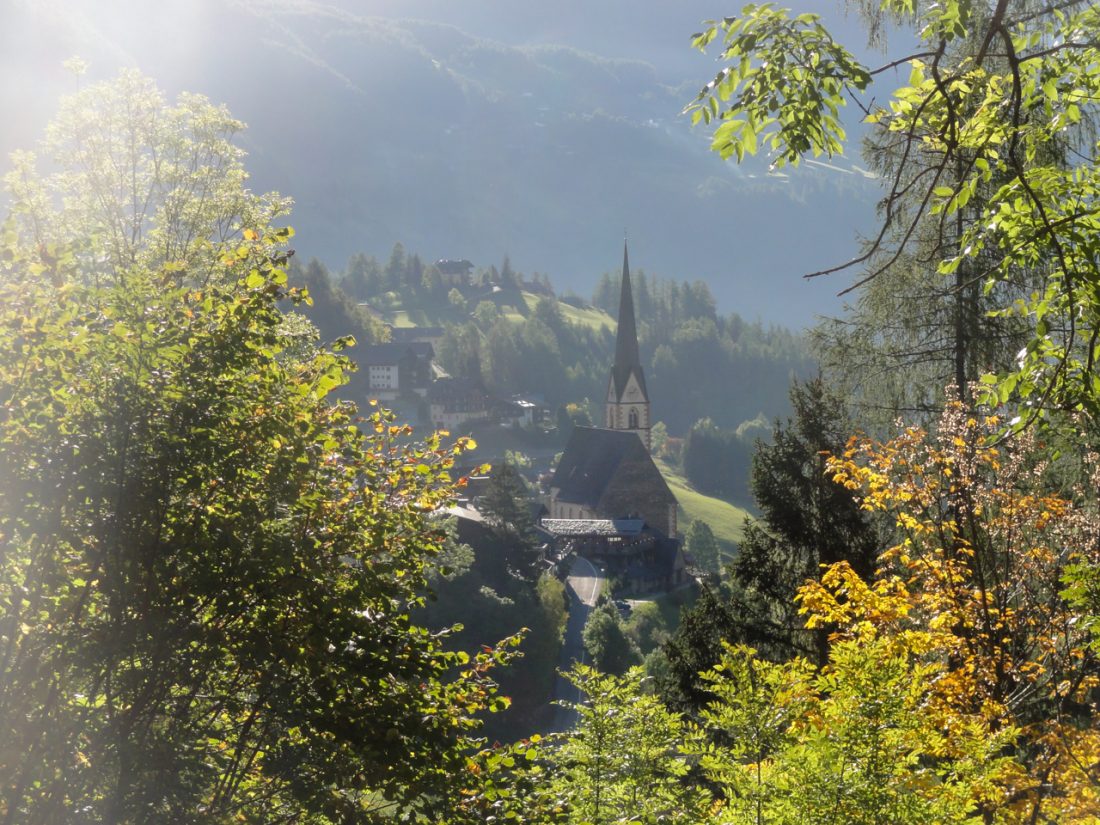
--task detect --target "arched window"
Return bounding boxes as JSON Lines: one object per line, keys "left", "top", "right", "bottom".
{"left": 628, "top": 408, "right": 639, "bottom": 429}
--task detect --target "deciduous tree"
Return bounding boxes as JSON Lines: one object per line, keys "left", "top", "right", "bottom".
{"left": 0, "top": 74, "right": 516, "bottom": 825}
{"left": 550, "top": 666, "right": 708, "bottom": 824}
{"left": 693, "top": 641, "right": 1016, "bottom": 825}
{"left": 4, "top": 69, "right": 290, "bottom": 287}
{"left": 814, "top": 403, "right": 1100, "bottom": 820}
{"left": 689, "top": 1, "right": 1100, "bottom": 422}
{"left": 582, "top": 601, "right": 642, "bottom": 677}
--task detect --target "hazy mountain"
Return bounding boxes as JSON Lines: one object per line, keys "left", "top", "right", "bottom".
{"left": 0, "top": 0, "right": 891, "bottom": 327}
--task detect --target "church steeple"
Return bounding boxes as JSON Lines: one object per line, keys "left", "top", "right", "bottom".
{"left": 606, "top": 241, "right": 651, "bottom": 450}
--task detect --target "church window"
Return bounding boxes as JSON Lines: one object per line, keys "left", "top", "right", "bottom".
{"left": 628, "top": 408, "right": 639, "bottom": 429}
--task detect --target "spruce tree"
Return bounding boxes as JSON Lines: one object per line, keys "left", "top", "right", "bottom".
{"left": 660, "top": 379, "right": 879, "bottom": 712}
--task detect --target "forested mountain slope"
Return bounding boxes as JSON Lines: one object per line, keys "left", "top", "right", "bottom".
{"left": 0, "top": 0, "right": 880, "bottom": 327}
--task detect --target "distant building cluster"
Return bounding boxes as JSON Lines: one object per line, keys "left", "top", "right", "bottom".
{"left": 377, "top": 245, "right": 688, "bottom": 595}
{"left": 359, "top": 328, "right": 548, "bottom": 431}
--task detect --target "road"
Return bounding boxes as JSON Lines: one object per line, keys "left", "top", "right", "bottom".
{"left": 549, "top": 555, "right": 603, "bottom": 732}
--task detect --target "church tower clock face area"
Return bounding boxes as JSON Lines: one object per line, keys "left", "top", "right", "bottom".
{"left": 605, "top": 242, "right": 651, "bottom": 451}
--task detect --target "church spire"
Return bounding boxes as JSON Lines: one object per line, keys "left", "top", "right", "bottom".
{"left": 606, "top": 241, "right": 651, "bottom": 449}
{"left": 613, "top": 241, "right": 642, "bottom": 383}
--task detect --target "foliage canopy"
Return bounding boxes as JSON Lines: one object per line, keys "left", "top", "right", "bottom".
{"left": 0, "top": 72, "right": 515, "bottom": 825}
{"left": 689, "top": 1, "right": 1100, "bottom": 424}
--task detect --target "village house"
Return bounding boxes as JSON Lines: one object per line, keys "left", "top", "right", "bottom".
{"left": 361, "top": 342, "right": 434, "bottom": 401}
{"left": 429, "top": 376, "right": 493, "bottom": 430}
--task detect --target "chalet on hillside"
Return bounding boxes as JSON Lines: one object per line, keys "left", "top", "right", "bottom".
{"left": 435, "top": 259, "right": 473, "bottom": 285}
{"left": 497, "top": 396, "right": 547, "bottom": 429}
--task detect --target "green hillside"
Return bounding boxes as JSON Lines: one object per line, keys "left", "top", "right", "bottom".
{"left": 656, "top": 458, "right": 750, "bottom": 548}
{"left": 560, "top": 302, "right": 615, "bottom": 332}
{"left": 377, "top": 290, "right": 613, "bottom": 332}
{"left": 522, "top": 292, "right": 614, "bottom": 331}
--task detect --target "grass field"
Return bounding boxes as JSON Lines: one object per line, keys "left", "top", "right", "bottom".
{"left": 377, "top": 292, "right": 613, "bottom": 334}
{"left": 655, "top": 458, "right": 751, "bottom": 550}
{"left": 559, "top": 302, "right": 615, "bottom": 332}
{"left": 521, "top": 292, "right": 614, "bottom": 332}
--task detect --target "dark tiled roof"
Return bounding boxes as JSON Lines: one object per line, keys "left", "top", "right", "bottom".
{"left": 428, "top": 376, "right": 489, "bottom": 403}
{"left": 361, "top": 342, "right": 434, "bottom": 366}
{"left": 541, "top": 518, "right": 645, "bottom": 537}
{"left": 551, "top": 427, "right": 672, "bottom": 507}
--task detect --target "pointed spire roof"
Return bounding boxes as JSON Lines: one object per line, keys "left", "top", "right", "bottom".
{"left": 610, "top": 242, "right": 647, "bottom": 399}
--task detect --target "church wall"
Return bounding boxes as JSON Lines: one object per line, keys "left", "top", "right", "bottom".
{"left": 548, "top": 495, "right": 596, "bottom": 521}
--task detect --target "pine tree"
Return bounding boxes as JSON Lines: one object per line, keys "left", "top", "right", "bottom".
{"left": 732, "top": 378, "right": 879, "bottom": 665}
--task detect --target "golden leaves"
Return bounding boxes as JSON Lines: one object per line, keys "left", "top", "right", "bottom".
{"left": 807, "top": 401, "right": 1100, "bottom": 821}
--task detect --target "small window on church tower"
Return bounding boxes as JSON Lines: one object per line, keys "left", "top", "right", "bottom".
{"left": 628, "top": 409, "right": 639, "bottom": 429}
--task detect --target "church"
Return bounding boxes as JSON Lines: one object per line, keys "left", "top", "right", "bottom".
{"left": 542, "top": 245, "right": 686, "bottom": 592}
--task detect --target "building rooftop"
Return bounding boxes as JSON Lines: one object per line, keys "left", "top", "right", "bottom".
{"left": 361, "top": 342, "right": 434, "bottom": 366}
{"left": 551, "top": 426, "right": 673, "bottom": 507}
{"left": 541, "top": 518, "right": 646, "bottom": 537}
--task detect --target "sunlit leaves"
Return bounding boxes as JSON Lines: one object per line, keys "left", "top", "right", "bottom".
{"left": 686, "top": 4, "right": 870, "bottom": 167}
{"left": 815, "top": 402, "right": 1100, "bottom": 821}
{"left": 2, "top": 69, "right": 293, "bottom": 290}
{"left": 694, "top": 640, "right": 1015, "bottom": 825}
{"left": 692, "top": 2, "right": 1100, "bottom": 419}
{"left": 550, "top": 665, "right": 709, "bottom": 824}
{"left": 0, "top": 116, "right": 510, "bottom": 824}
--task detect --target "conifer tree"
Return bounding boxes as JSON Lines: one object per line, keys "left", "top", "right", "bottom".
{"left": 479, "top": 461, "right": 541, "bottom": 577}
{"left": 661, "top": 379, "right": 879, "bottom": 711}
{"left": 685, "top": 519, "right": 721, "bottom": 576}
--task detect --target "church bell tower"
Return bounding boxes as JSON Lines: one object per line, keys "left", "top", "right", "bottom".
{"left": 605, "top": 242, "right": 651, "bottom": 450}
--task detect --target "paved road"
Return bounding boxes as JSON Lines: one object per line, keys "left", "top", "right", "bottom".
{"left": 549, "top": 555, "right": 603, "bottom": 732}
